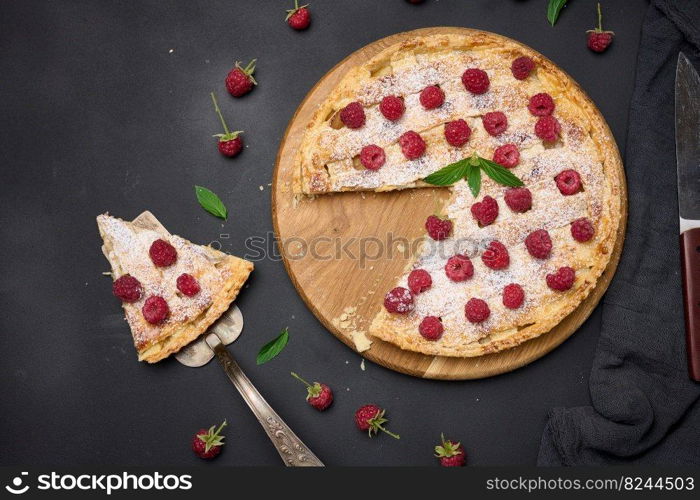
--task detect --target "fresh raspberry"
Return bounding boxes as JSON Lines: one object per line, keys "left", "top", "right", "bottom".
{"left": 225, "top": 59, "right": 257, "bottom": 97}
{"left": 408, "top": 269, "right": 432, "bottom": 294}
{"left": 525, "top": 229, "right": 552, "bottom": 259}
{"left": 502, "top": 283, "right": 525, "bottom": 309}
{"left": 571, "top": 217, "right": 595, "bottom": 242}
{"left": 465, "top": 298, "right": 490, "bottom": 323}
{"left": 546, "top": 266, "right": 576, "bottom": 291}
{"left": 586, "top": 3, "right": 614, "bottom": 53}
{"left": 354, "top": 404, "right": 400, "bottom": 439}
{"left": 420, "top": 85, "right": 445, "bottom": 109}
{"left": 535, "top": 115, "right": 561, "bottom": 142}
{"left": 528, "top": 93, "right": 555, "bottom": 116}
{"left": 445, "top": 254, "right": 474, "bottom": 282}
{"left": 112, "top": 275, "right": 142, "bottom": 303}
{"left": 142, "top": 296, "right": 169, "bottom": 324}
{"left": 383, "top": 287, "right": 414, "bottom": 314}
{"left": 399, "top": 130, "right": 426, "bottom": 160}
{"left": 290, "top": 373, "right": 333, "bottom": 411}
{"left": 176, "top": 273, "right": 201, "bottom": 297}
{"left": 340, "top": 101, "right": 366, "bottom": 129}
{"left": 435, "top": 434, "right": 466, "bottom": 467}
{"left": 149, "top": 239, "right": 177, "bottom": 267}
{"left": 504, "top": 187, "right": 532, "bottom": 212}
{"left": 419, "top": 316, "right": 444, "bottom": 341}
{"left": 425, "top": 215, "right": 452, "bottom": 240}
{"left": 481, "top": 240, "right": 509, "bottom": 270}
{"left": 218, "top": 137, "right": 243, "bottom": 157}
{"left": 359, "top": 144, "right": 386, "bottom": 170}
{"left": 482, "top": 111, "right": 508, "bottom": 136}
{"left": 555, "top": 169, "right": 582, "bottom": 195}
{"left": 493, "top": 143, "right": 519, "bottom": 168}
{"left": 511, "top": 56, "right": 535, "bottom": 80}
{"left": 462, "top": 68, "right": 490, "bottom": 94}
{"left": 471, "top": 196, "right": 499, "bottom": 226}
{"left": 444, "top": 119, "right": 472, "bottom": 147}
{"left": 587, "top": 32, "right": 613, "bottom": 53}
{"left": 192, "top": 420, "right": 226, "bottom": 460}
{"left": 286, "top": 1, "right": 311, "bottom": 30}
{"left": 379, "top": 95, "right": 405, "bottom": 121}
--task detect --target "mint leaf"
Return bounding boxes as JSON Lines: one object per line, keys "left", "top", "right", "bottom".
{"left": 423, "top": 159, "right": 471, "bottom": 186}
{"left": 479, "top": 158, "right": 524, "bottom": 188}
{"left": 195, "top": 185, "right": 227, "bottom": 220}
{"left": 547, "top": 0, "right": 568, "bottom": 26}
{"left": 256, "top": 328, "right": 289, "bottom": 365}
{"left": 467, "top": 164, "right": 482, "bottom": 197}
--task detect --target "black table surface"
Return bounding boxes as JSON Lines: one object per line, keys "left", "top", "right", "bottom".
{"left": 0, "top": 0, "right": 647, "bottom": 466}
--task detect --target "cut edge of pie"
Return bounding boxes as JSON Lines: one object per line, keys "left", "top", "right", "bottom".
{"left": 97, "top": 211, "right": 254, "bottom": 363}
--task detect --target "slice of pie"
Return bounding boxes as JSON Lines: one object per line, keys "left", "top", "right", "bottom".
{"left": 293, "top": 31, "right": 623, "bottom": 357}
{"left": 97, "top": 211, "right": 253, "bottom": 363}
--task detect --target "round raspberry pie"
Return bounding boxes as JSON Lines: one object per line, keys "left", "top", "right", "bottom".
{"left": 292, "top": 31, "right": 623, "bottom": 358}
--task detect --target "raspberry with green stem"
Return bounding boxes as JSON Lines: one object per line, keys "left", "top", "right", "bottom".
{"left": 354, "top": 404, "right": 400, "bottom": 439}
{"left": 191, "top": 420, "right": 227, "bottom": 459}
{"left": 290, "top": 372, "right": 333, "bottom": 411}
{"left": 435, "top": 433, "right": 466, "bottom": 467}
{"left": 586, "top": 3, "right": 614, "bottom": 53}
{"left": 210, "top": 92, "right": 243, "bottom": 157}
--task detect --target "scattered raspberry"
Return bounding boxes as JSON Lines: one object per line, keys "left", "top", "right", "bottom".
{"left": 528, "top": 93, "right": 555, "bottom": 116}
{"left": 354, "top": 404, "right": 400, "bottom": 439}
{"left": 211, "top": 91, "right": 244, "bottom": 157}
{"left": 504, "top": 187, "right": 532, "bottom": 212}
{"left": 399, "top": 130, "right": 426, "bottom": 160}
{"left": 425, "top": 215, "right": 452, "bottom": 240}
{"left": 192, "top": 420, "right": 226, "bottom": 460}
{"left": 465, "top": 298, "right": 490, "bottom": 323}
{"left": 435, "top": 434, "right": 466, "bottom": 467}
{"left": 444, "top": 119, "right": 472, "bottom": 147}
{"left": 481, "top": 240, "right": 509, "bottom": 270}
{"left": 525, "top": 229, "right": 552, "bottom": 259}
{"left": 359, "top": 144, "right": 386, "bottom": 170}
{"left": 511, "top": 56, "right": 535, "bottom": 80}
{"left": 225, "top": 59, "right": 257, "bottom": 97}
{"left": 419, "top": 316, "right": 444, "bottom": 341}
{"left": 340, "top": 101, "right": 366, "bottom": 129}
{"left": 482, "top": 111, "right": 508, "bottom": 136}
{"left": 290, "top": 372, "right": 333, "bottom": 411}
{"left": 142, "top": 296, "right": 169, "bottom": 324}
{"left": 383, "top": 287, "right": 414, "bottom": 314}
{"left": 176, "top": 273, "right": 201, "bottom": 297}
{"left": 112, "top": 275, "right": 142, "bottom": 303}
{"left": 218, "top": 137, "right": 243, "bottom": 157}
{"left": 149, "top": 239, "right": 177, "bottom": 267}
{"left": 587, "top": 3, "right": 614, "bottom": 53}
{"left": 420, "top": 85, "right": 445, "bottom": 109}
{"left": 445, "top": 254, "right": 474, "bottom": 282}
{"left": 502, "top": 283, "right": 525, "bottom": 309}
{"left": 379, "top": 95, "right": 405, "bottom": 121}
{"left": 535, "top": 115, "right": 561, "bottom": 142}
{"left": 571, "top": 217, "right": 595, "bottom": 242}
{"left": 555, "top": 169, "right": 582, "bottom": 195}
{"left": 462, "top": 68, "right": 490, "bottom": 94}
{"left": 286, "top": 1, "right": 311, "bottom": 30}
{"left": 408, "top": 269, "right": 432, "bottom": 294}
{"left": 493, "top": 143, "right": 519, "bottom": 168}
{"left": 546, "top": 266, "right": 576, "bottom": 291}
{"left": 471, "top": 196, "right": 499, "bottom": 226}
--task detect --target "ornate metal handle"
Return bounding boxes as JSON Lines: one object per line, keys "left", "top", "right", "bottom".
{"left": 206, "top": 334, "right": 324, "bottom": 467}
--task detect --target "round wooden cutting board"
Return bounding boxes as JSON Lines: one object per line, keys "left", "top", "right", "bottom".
{"left": 271, "top": 27, "right": 627, "bottom": 380}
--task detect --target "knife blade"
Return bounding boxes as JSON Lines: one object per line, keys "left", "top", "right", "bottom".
{"left": 675, "top": 52, "right": 700, "bottom": 381}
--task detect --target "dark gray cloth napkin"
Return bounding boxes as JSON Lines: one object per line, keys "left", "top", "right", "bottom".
{"left": 538, "top": 0, "right": 700, "bottom": 465}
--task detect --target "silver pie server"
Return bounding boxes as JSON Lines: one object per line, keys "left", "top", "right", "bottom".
{"left": 175, "top": 305, "right": 324, "bottom": 466}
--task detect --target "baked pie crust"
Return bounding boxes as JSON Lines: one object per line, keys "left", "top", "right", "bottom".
{"left": 97, "top": 211, "right": 253, "bottom": 363}
{"left": 293, "top": 32, "right": 623, "bottom": 357}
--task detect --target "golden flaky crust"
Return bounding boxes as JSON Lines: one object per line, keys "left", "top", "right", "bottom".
{"left": 294, "top": 31, "right": 623, "bottom": 358}
{"left": 97, "top": 212, "right": 253, "bottom": 363}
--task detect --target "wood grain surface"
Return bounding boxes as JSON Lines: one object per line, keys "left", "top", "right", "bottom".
{"left": 271, "top": 27, "right": 627, "bottom": 380}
